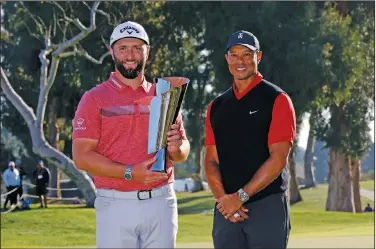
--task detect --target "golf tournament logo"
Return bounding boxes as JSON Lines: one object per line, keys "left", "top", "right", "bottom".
{"left": 74, "top": 118, "right": 86, "bottom": 131}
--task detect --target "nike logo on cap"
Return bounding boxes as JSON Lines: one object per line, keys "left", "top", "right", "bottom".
{"left": 249, "top": 110, "right": 258, "bottom": 115}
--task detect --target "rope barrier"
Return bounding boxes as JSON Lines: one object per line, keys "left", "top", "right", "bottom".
{"left": 1, "top": 193, "right": 81, "bottom": 215}
{"left": 0, "top": 194, "right": 25, "bottom": 215}
{"left": 23, "top": 182, "right": 79, "bottom": 191}
{"left": 1, "top": 183, "right": 81, "bottom": 215}
{"left": 23, "top": 194, "right": 80, "bottom": 201}
{"left": 1, "top": 183, "right": 79, "bottom": 198}
{"left": 1, "top": 187, "right": 18, "bottom": 197}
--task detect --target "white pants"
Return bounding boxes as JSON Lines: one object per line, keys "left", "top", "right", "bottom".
{"left": 95, "top": 184, "right": 178, "bottom": 248}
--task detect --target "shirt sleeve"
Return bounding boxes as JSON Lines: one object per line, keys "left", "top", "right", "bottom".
{"left": 3, "top": 171, "right": 9, "bottom": 187}
{"left": 16, "top": 170, "right": 20, "bottom": 186}
{"left": 72, "top": 91, "right": 101, "bottom": 140}
{"left": 45, "top": 168, "right": 51, "bottom": 184}
{"left": 268, "top": 93, "right": 296, "bottom": 146}
{"left": 175, "top": 112, "right": 187, "bottom": 140}
{"left": 205, "top": 101, "right": 216, "bottom": 146}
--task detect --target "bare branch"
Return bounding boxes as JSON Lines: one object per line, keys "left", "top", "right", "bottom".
{"left": 35, "top": 1, "right": 104, "bottom": 132}
{"left": 23, "top": 23, "right": 42, "bottom": 41}
{"left": 52, "top": 8, "right": 57, "bottom": 38}
{"left": 35, "top": 56, "right": 60, "bottom": 131}
{"left": 53, "top": 1, "right": 102, "bottom": 56}
{"left": 0, "top": 67, "right": 37, "bottom": 127}
{"left": 52, "top": 1, "right": 65, "bottom": 14}
{"left": 64, "top": 16, "right": 86, "bottom": 31}
{"left": 20, "top": 2, "right": 45, "bottom": 35}
{"left": 96, "top": 8, "right": 112, "bottom": 24}
{"left": 58, "top": 51, "right": 77, "bottom": 58}
{"left": 56, "top": 18, "right": 67, "bottom": 41}
{"left": 59, "top": 44, "right": 110, "bottom": 64}
{"left": 101, "top": 35, "right": 109, "bottom": 49}
{"left": 81, "top": 1, "right": 91, "bottom": 10}
{"left": 60, "top": 49, "right": 111, "bottom": 64}
{"left": 36, "top": 15, "right": 47, "bottom": 34}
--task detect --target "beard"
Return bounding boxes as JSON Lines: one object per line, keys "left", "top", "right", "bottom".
{"left": 114, "top": 56, "right": 144, "bottom": 79}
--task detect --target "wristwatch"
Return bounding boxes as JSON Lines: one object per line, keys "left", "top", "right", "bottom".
{"left": 237, "top": 189, "right": 250, "bottom": 202}
{"left": 124, "top": 165, "right": 132, "bottom": 180}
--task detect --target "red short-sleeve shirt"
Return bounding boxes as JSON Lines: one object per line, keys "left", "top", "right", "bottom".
{"left": 73, "top": 72, "right": 187, "bottom": 191}
{"left": 205, "top": 72, "right": 296, "bottom": 147}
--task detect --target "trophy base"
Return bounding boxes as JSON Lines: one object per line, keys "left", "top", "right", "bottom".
{"left": 149, "top": 148, "right": 167, "bottom": 173}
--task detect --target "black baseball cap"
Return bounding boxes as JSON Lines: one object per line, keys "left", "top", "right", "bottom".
{"left": 226, "top": 31, "right": 260, "bottom": 52}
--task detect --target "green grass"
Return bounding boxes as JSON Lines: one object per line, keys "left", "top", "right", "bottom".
{"left": 292, "top": 184, "right": 372, "bottom": 211}
{"left": 1, "top": 188, "right": 374, "bottom": 248}
{"left": 360, "top": 180, "right": 375, "bottom": 191}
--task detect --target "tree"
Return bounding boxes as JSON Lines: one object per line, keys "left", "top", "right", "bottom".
{"left": 314, "top": 3, "right": 374, "bottom": 212}
{"left": 1, "top": 1, "right": 111, "bottom": 206}
{"left": 304, "top": 110, "right": 318, "bottom": 188}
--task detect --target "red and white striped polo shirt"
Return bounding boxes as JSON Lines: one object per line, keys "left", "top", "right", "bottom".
{"left": 72, "top": 72, "right": 186, "bottom": 191}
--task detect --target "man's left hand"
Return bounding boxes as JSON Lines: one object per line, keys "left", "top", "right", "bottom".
{"left": 216, "top": 193, "right": 243, "bottom": 220}
{"left": 166, "top": 124, "right": 183, "bottom": 154}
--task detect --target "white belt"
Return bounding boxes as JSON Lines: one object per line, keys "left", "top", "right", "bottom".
{"left": 96, "top": 184, "right": 173, "bottom": 201}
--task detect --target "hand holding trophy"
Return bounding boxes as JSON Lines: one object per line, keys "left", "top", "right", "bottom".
{"left": 147, "top": 77, "right": 189, "bottom": 172}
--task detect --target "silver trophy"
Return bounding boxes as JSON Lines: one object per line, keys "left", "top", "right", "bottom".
{"left": 147, "top": 77, "right": 189, "bottom": 172}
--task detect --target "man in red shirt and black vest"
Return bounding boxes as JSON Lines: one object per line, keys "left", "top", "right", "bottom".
{"left": 205, "top": 30, "right": 296, "bottom": 249}
{"left": 72, "top": 21, "right": 190, "bottom": 248}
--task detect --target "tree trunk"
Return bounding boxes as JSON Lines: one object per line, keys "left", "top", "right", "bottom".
{"left": 289, "top": 147, "right": 303, "bottom": 204}
{"left": 326, "top": 148, "right": 354, "bottom": 212}
{"left": 47, "top": 97, "right": 61, "bottom": 199}
{"left": 351, "top": 157, "right": 362, "bottom": 213}
{"left": 1, "top": 2, "right": 103, "bottom": 208}
{"left": 192, "top": 109, "right": 204, "bottom": 191}
{"left": 32, "top": 140, "right": 96, "bottom": 207}
{"left": 304, "top": 113, "right": 316, "bottom": 188}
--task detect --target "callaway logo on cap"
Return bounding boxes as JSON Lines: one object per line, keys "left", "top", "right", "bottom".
{"left": 226, "top": 30, "right": 260, "bottom": 52}
{"left": 110, "top": 21, "right": 149, "bottom": 47}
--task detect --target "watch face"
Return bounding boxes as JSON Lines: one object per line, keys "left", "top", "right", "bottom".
{"left": 125, "top": 173, "right": 131, "bottom": 180}
{"left": 239, "top": 190, "right": 249, "bottom": 201}
{"left": 124, "top": 166, "right": 132, "bottom": 180}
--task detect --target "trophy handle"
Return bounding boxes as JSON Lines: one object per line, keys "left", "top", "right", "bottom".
{"left": 149, "top": 147, "right": 167, "bottom": 173}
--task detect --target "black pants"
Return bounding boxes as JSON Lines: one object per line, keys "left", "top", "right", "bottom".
{"left": 36, "top": 185, "right": 48, "bottom": 196}
{"left": 212, "top": 192, "right": 290, "bottom": 249}
{"left": 18, "top": 185, "right": 23, "bottom": 199}
{"left": 5, "top": 186, "right": 19, "bottom": 206}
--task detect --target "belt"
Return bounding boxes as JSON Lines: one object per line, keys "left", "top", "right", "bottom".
{"left": 96, "top": 184, "right": 173, "bottom": 201}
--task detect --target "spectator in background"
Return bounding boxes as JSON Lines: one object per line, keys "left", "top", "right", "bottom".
{"left": 3, "top": 161, "right": 20, "bottom": 209}
{"left": 33, "top": 160, "right": 50, "bottom": 208}
{"left": 364, "top": 203, "right": 373, "bottom": 212}
{"left": 15, "top": 159, "right": 26, "bottom": 201}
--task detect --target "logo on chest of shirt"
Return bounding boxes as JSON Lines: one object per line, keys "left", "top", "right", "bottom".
{"left": 74, "top": 118, "right": 87, "bottom": 130}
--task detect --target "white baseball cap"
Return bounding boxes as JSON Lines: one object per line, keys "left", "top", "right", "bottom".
{"left": 110, "top": 21, "right": 149, "bottom": 47}
{"left": 8, "top": 161, "right": 15, "bottom": 167}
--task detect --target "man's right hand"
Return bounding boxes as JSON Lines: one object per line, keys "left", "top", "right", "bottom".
{"left": 228, "top": 206, "right": 249, "bottom": 223}
{"left": 131, "top": 157, "right": 168, "bottom": 184}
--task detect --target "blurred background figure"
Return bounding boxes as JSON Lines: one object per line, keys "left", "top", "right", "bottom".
{"left": 33, "top": 160, "right": 51, "bottom": 208}
{"left": 2, "top": 161, "right": 20, "bottom": 209}
{"left": 364, "top": 203, "right": 373, "bottom": 212}
{"left": 15, "top": 159, "right": 26, "bottom": 201}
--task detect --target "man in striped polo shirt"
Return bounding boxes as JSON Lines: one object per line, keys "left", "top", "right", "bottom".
{"left": 205, "top": 31, "right": 296, "bottom": 248}
{"left": 72, "top": 21, "right": 190, "bottom": 248}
